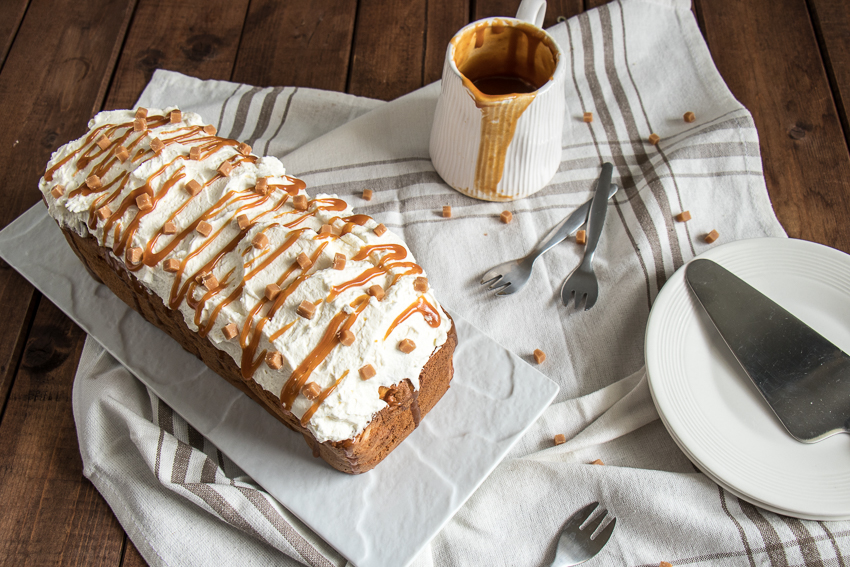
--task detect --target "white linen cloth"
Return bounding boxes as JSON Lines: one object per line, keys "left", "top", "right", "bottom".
{"left": 72, "top": 0, "right": 850, "bottom": 565}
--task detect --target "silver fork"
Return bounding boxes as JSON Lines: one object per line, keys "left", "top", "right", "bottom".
{"left": 549, "top": 502, "right": 617, "bottom": 567}
{"left": 560, "top": 162, "right": 614, "bottom": 310}
{"left": 480, "top": 182, "right": 619, "bottom": 296}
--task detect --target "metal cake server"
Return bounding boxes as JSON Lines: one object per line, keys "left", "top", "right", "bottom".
{"left": 686, "top": 258, "right": 850, "bottom": 442}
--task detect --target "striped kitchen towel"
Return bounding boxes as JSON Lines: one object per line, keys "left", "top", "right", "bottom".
{"left": 72, "top": 0, "right": 849, "bottom": 565}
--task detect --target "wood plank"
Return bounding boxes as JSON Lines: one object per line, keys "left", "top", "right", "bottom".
{"left": 120, "top": 538, "right": 147, "bottom": 567}
{"left": 0, "top": 0, "right": 29, "bottom": 70}
{"left": 103, "top": 0, "right": 250, "bottom": 111}
{"left": 806, "top": 0, "right": 850, "bottom": 151}
{"left": 0, "top": 299, "right": 124, "bottom": 566}
{"left": 0, "top": 275, "right": 38, "bottom": 421}
{"left": 232, "top": 0, "right": 357, "bottom": 91}
{"left": 695, "top": 0, "right": 850, "bottom": 253}
{"left": 423, "top": 0, "right": 470, "bottom": 85}
{"left": 347, "top": 0, "right": 428, "bottom": 100}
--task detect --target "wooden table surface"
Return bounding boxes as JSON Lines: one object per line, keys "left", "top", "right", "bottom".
{"left": 0, "top": 0, "right": 848, "bottom": 564}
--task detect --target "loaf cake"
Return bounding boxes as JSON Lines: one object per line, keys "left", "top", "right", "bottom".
{"left": 39, "top": 107, "right": 456, "bottom": 474}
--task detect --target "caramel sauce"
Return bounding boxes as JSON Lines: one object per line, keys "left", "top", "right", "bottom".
{"left": 300, "top": 370, "right": 349, "bottom": 426}
{"left": 450, "top": 19, "right": 558, "bottom": 199}
{"left": 384, "top": 296, "right": 442, "bottom": 340}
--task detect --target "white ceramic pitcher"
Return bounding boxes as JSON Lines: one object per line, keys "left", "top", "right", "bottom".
{"left": 430, "top": 0, "right": 566, "bottom": 202}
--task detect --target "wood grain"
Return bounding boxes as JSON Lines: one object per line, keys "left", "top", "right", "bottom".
{"left": 0, "top": 299, "right": 124, "bottom": 566}
{"left": 806, "top": 0, "right": 850, "bottom": 151}
{"left": 696, "top": 0, "right": 850, "bottom": 253}
{"left": 0, "top": 0, "right": 29, "bottom": 70}
{"left": 232, "top": 0, "right": 357, "bottom": 91}
{"left": 347, "top": 0, "right": 427, "bottom": 100}
{"left": 423, "top": 0, "right": 470, "bottom": 85}
{"left": 103, "top": 0, "right": 249, "bottom": 110}
{"left": 119, "top": 539, "right": 147, "bottom": 567}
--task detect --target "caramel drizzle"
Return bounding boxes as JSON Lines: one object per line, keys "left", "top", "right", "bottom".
{"left": 300, "top": 370, "right": 350, "bottom": 426}
{"left": 384, "top": 296, "right": 442, "bottom": 340}
{"left": 50, "top": 112, "right": 437, "bottom": 426}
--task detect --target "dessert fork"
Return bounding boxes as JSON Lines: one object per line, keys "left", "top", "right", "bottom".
{"left": 549, "top": 502, "right": 617, "bottom": 567}
{"left": 481, "top": 182, "right": 619, "bottom": 296}
{"left": 560, "top": 162, "right": 613, "bottom": 310}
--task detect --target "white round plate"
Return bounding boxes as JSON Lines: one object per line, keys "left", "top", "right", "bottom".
{"left": 646, "top": 238, "right": 850, "bottom": 521}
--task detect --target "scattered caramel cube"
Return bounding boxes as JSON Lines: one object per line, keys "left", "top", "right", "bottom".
{"left": 533, "top": 349, "right": 546, "bottom": 364}
{"left": 203, "top": 124, "right": 217, "bottom": 136}
{"left": 196, "top": 220, "right": 212, "bottom": 237}
{"left": 116, "top": 145, "right": 130, "bottom": 162}
{"left": 189, "top": 146, "right": 201, "bottom": 160}
{"left": 237, "top": 142, "right": 252, "bottom": 155}
{"left": 583, "top": 111, "right": 593, "bottom": 123}
{"left": 339, "top": 329, "right": 355, "bottom": 346}
{"left": 135, "top": 107, "right": 148, "bottom": 119}
{"left": 86, "top": 175, "right": 102, "bottom": 189}
{"left": 218, "top": 161, "right": 233, "bottom": 177}
{"left": 413, "top": 276, "right": 428, "bottom": 292}
{"left": 96, "top": 205, "right": 112, "bottom": 221}
{"left": 683, "top": 111, "right": 696, "bottom": 123}
{"left": 126, "top": 247, "right": 143, "bottom": 264}
{"left": 296, "top": 252, "right": 312, "bottom": 270}
{"left": 135, "top": 193, "right": 153, "bottom": 212}
{"left": 398, "top": 338, "right": 416, "bottom": 353}
{"left": 163, "top": 258, "right": 180, "bottom": 272}
{"left": 265, "top": 283, "right": 280, "bottom": 301}
{"left": 163, "top": 221, "right": 177, "bottom": 235}
{"left": 359, "top": 364, "right": 376, "bottom": 380}
{"left": 704, "top": 229, "right": 719, "bottom": 244}
{"left": 591, "top": 459, "right": 605, "bottom": 466}
{"left": 51, "top": 185, "right": 65, "bottom": 199}
{"left": 266, "top": 351, "right": 283, "bottom": 369}
{"left": 202, "top": 273, "right": 218, "bottom": 290}
{"left": 133, "top": 117, "right": 147, "bottom": 132}
{"left": 333, "top": 253, "right": 346, "bottom": 270}
{"left": 442, "top": 205, "right": 452, "bottom": 218}
{"left": 222, "top": 322, "right": 238, "bottom": 340}
{"left": 252, "top": 233, "right": 269, "bottom": 249}
{"left": 302, "top": 382, "right": 321, "bottom": 400}
{"left": 170, "top": 109, "right": 182, "bottom": 124}
{"left": 373, "top": 223, "right": 387, "bottom": 237}
{"left": 255, "top": 177, "right": 269, "bottom": 195}
{"left": 648, "top": 133, "right": 661, "bottom": 145}
{"left": 554, "top": 434, "right": 566, "bottom": 446}
{"left": 296, "top": 299, "right": 316, "bottom": 319}
{"left": 236, "top": 214, "right": 250, "bottom": 230}
{"left": 368, "top": 284, "right": 384, "bottom": 301}
{"left": 96, "top": 135, "right": 111, "bottom": 150}
{"left": 675, "top": 210, "right": 692, "bottom": 222}
{"left": 185, "top": 179, "right": 202, "bottom": 196}
{"left": 660, "top": 562, "right": 672, "bottom": 567}
{"left": 362, "top": 188, "right": 373, "bottom": 201}
{"left": 576, "top": 229, "right": 587, "bottom": 245}
{"left": 500, "top": 210, "right": 512, "bottom": 224}
{"left": 319, "top": 224, "right": 333, "bottom": 235}
{"left": 150, "top": 137, "right": 165, "bottom": 154}
{"left": 293, "top": 195, "right": 308, "bottom": 211}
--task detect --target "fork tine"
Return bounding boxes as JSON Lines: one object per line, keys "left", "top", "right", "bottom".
{"left": 590, "top": 517, "right": 616, "bottom": 553}
{"left": 584, "top": 290, "right": 598, "bottom": 311}
{"left": 574, "top": 292, "right": 586, "bottom": 310}
{"left": 495, "top": 284, "right": 518, "bottom": 296}
{"left": 566, "top": 502, "right": 599, "bottom": 530}
{"left": 581, "top": 509, "right": 608, "bottom": 535}
{"left": 481, "top": 272, "right": 502, "bottom": 286}
{"left": 489, "top": 280, "right": 511, "bottom": 292}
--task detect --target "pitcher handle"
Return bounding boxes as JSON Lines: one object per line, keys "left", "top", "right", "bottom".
{"left": 515, "top": 0, "right": 546, "bottom": 27}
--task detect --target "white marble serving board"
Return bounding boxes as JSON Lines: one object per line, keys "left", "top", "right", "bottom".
{"left": 0, "top": 204, "right": 559, "bottom": 567}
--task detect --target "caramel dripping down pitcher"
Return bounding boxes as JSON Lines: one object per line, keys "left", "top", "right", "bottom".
{"left": 430, "top": 0, "right": 566, "bottom": 202}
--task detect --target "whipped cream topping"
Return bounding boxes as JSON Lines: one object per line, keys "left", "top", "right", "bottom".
{"left": 40, "top": 108, "right": 451, "bottom": 443}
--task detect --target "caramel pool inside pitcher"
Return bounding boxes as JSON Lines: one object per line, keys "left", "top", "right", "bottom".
{"left": 451, "top": 20, "right": 559, "bottom": 199}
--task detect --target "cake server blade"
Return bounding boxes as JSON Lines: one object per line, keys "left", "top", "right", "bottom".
{"left": 686, "top": 258, "right": 850, "bottom": 442}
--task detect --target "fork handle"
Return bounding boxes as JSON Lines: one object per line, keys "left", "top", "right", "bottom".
{"left": 528, "top": 181, "right": 619, "bottom": 262}
{"left": 581, "top": 162, "right": 614, "bottom": 267}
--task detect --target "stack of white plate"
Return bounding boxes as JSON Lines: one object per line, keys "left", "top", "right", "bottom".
{"left": 646, "top": 238, "right": 850, "bottom": 520}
